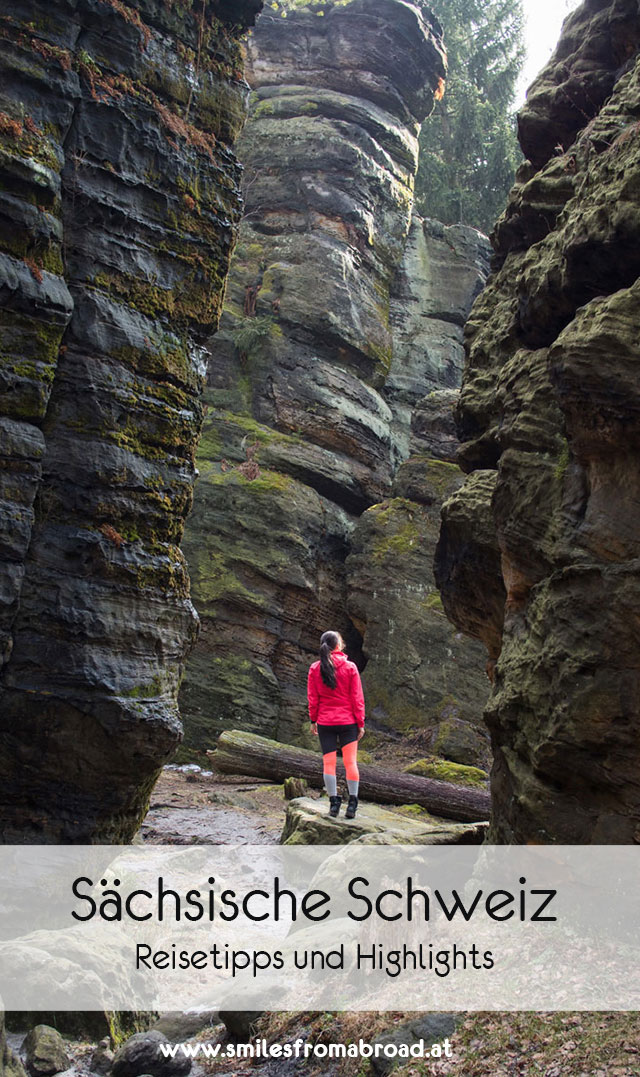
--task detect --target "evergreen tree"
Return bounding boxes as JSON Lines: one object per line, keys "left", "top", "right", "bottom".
{"left": 416, "top": 0, "right": 525, "bottom": 234}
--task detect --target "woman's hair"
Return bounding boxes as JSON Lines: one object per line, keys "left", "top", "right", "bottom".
{"left": 320, "top": 630, "right": 342, "bottom": 688}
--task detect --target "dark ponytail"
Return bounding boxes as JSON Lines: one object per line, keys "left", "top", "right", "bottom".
{"left": 320, "top": 630, "right": 341, "bottom": 688}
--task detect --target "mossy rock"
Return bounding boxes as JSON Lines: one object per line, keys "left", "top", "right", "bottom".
{"left": 432, "top": 714, "right": 490, "bottom": 767}
{"left": 404, "top": 758, "right": 489, "bottom": 788}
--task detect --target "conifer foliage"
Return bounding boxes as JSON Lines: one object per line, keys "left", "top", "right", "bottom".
{"left": 416, "top": 0, "right": 525, "bottom": 234}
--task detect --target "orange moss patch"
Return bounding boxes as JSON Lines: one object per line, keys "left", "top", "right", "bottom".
{"left": 0, "top": 111, "right": 23, "bottom": 139}
{"left": 99, "top": 524, "right": 125, "bottom": 548}
{"left": 29, "top": 37, "right": 72, "bottom": 71}
{"left": 23, "top": 257, "right": 43, "bottom": 283}
{"left": 24, "top": 115, "right": 42, "bottom": 136}
{"left": 100, "top": 0, "right": 152, "bottom": 49}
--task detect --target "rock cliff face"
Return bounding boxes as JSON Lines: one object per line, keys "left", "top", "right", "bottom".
{"left": 180, "top": 0, "right": 491, "bottom": 758}
{"left": 435, "top": 0, "right": 640, "bottom": 842}
{"left": 0, "top": 0, "right": 261, "bottom": 841}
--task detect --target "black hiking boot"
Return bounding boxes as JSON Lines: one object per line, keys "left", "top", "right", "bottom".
{"left": 345, "top": 795, "right": 358, "bottom": 820}
{"left": 329, "top": 795, "right": 342, "bottom": 817}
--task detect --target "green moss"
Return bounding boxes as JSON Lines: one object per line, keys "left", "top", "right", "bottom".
{"left": 424, "top": 458, "right": 463, "bottom": 497}
{"left": 0, "top": 222, "right": 63, "bottom": 277}
{"left": 197, "top": 423, "right": 224, "bottom": 459}
{"left": 0, "top": 114, "right": 60, "bottom": 172}
{"left": 254, "top": 99, "right": 276, "bottom": 118}
{"left": 6, "top": 358, "right": 54, "bottom": 384}
{"left": 106, "top": 418, "right": 176, "bottom": 462}
{"left": 361, "top": 682, "right": 428, "bottom": 732}
{"left": 123, "top": 674, "right": 169, "bottom": 699}
{"left": 107, "top": 1011, "right": 157, "bottom": 1047}
{"left": 366, "top": 500, "right": 421, "bottom": 563}
{"left": 393, "top": 803, "right": 438, "bottom": 820}
{"left": 422, "top": 592, "right": 444, "bottom": 611}
{"left": 93, "top": 259, "right": 227, "bottom": 327}
{"left": 366, "top": 336, "right": 393, "bottom": 377}
{"left": 403, "top": 757, "right": 489, "bottom": 788}
{"left": 554, "top": 440, "right": 570, "bottom": 481}
{"left": 135, "top": 548, "right": 190, "bottom": 594}
{"left": 197, "top": 409, "right": 303, "bottom": 464}
{"left": 0, "top": 311, "right": 63, "bottom": 369}
{"left": 113, "top": 331, "right": 198, "bottom": 389}
{"left": 200, "top": 467, "right": 293, "bottom": 493}
{"left": 190, "top": 551, "right": 265, "bottom": 609}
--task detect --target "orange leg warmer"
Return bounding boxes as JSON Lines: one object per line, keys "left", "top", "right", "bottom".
{"left": 341, "top": 740, "right": 359, "bottom": 783}
{"left": 322, "top": 750, "right": 337, "bottom": 776}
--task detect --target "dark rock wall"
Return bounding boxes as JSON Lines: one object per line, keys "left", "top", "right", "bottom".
{"left": 0, "top": 0, "right": 261, "bottom": 841}
{"left": 179, "top": 0, "right": 492, "bottom": 756}
{"left": 435, "top": 0, "right": 640, "bottom": 842}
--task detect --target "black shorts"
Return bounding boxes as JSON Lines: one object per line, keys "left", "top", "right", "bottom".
{"left": 317, "top": 723, "right": 359, "bottom": 754}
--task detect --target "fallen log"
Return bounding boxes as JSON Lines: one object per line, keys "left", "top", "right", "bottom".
{"left": 214, "top": 730, "right": 490, "bottom": 823}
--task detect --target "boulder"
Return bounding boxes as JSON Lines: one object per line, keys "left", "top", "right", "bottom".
{"left": 111, "top": 1032, "right": 191, "bottom": 1077}
{"left": 432, "top": 717, "right": 492, "bottom": 769}
{"left": 149, "top": 1013, "right": 218, "bottom": 1045}
{"left": 218, "top": 1012, "right": 262, "bottom": 1043}
{"left": 281, "top": 796, "right": 487, "bottom": 845}
{"left": 23, "top": 1027, "right": 69, "bottom": 1077}
{"left": 371, "top": 1014, "right": 459, "bottom": 1076}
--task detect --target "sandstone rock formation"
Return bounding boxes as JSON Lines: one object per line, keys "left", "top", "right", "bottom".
{"left": 180, "top": 0, "right": 491, "bottom": 757}
{"left": 435, "top": 0, "right": 640, "bottom": 842}
{"left": 281, "top": 796, "right": 487, "bottom": 846}
{"left": 0, "top": 0, "right": 261, "bottom": 840}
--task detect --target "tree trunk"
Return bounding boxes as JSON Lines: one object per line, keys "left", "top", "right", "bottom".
{"left": 214, "top": 731, "right": 490, "bottom": 823}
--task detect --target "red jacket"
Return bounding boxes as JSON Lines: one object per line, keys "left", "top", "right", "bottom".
{"left": 307, "top": 651, "right": 365, "bottom": 728}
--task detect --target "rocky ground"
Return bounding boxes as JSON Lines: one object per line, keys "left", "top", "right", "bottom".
{"left": 141, "top": 758, "right": 488, "bottom": 846}
{"left": 4, "top": 767, "right": 639, "bottom": 1077}
{"left": 141, "top": 768, "right": 285, "bottom": 846}
{"left": 7, "top": 1006, "right": 640, "bottom": 1077}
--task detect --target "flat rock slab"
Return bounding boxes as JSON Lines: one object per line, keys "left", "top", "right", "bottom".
{"left": 281, "top": 797, "right": 487, "bottom": 845}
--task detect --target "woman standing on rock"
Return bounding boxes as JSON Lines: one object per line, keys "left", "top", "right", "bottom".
{"left": 307, "top": 630, "right": 365, "bottom": 819}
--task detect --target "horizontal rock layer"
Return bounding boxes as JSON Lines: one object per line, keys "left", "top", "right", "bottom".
{"left": 435, "top": 0, "right": 640, "bottom": 842}
{"left": 0, "top": 0, "right": 261, "bottom": 840}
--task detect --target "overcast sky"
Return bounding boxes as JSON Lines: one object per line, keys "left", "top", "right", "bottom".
{"left": 516, "top": 0, "right": 582, "bottom": 105}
